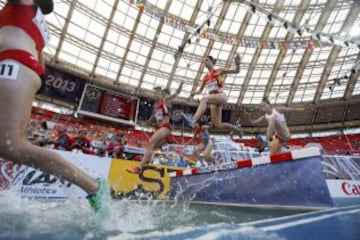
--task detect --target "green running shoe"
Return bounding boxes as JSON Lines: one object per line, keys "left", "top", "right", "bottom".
{"left": 87, "top": 179, "right": 110, "bottom": 218}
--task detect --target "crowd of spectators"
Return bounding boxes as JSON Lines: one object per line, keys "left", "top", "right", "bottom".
{"left": 26, "top": 119, "right": 192, "bottom": 167}
{"left": 26, "top": 106, "right": 360, "bottom": 166}
{"left": 27, "top": 120, "right": 128, "bottom": 157}
{"left": 153, "top": 153, "right": 190, "bottom": 168}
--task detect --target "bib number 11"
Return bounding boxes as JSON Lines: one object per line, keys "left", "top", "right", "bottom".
{"left": 0, "top": 61, "right": 19, "bottom": 80}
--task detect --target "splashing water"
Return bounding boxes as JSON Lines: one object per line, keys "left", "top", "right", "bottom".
{"left": 1, "top": 164, "right": 359, "bottom": 240}
{"left": 0, "top": 188, "right": 316, "bottom": 240}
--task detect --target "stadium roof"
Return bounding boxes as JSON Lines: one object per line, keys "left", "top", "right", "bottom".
{"left": 2, "top": 0, "right": 360, "bottom": 129}
{"left": 40, "top": 0, "right": 360, "bottom": 106}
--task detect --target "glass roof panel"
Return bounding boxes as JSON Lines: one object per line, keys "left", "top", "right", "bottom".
{"left": 119, "top": 66, "right": 140, "bottom": 87}
{"left": 293, "top": 48, "right": 332, "bottom": 103}
{"left": 169, "top": 1, "right": 184, "bottom": 17}
{"left": 32, "top": 0, "right": 360, "bottom": 110}
{"left": 321, "top": 48, "right": 359, "bottom": 100}
{"left": 146, "top": 0, "right": 167, "bottom": 10}
{"left": 353, "top": 77, "right": 360, "bottom": 96}
{"left": 137, "top": 14, "right": 159, "bottom": 38}
{"left": 220, "top": 4, "right": 244, "bottom": 34}
{"left": 284, "top": 0, "right": 302, "bottom": 6}
{"left": 323, "top": 6, "right": 350, "bottom": 34}
{"left": 169, "top": 1, "right": 195, "bottom": 21}
{"left": 113, "top": 4, "right": 137, "bottom": 31}
{"left": 244, "top": 15, "right": 267, "bottom": 38}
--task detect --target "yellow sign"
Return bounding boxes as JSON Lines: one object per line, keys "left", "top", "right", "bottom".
{"left": 108, "top": 160, "right": 185, "bottom": 200}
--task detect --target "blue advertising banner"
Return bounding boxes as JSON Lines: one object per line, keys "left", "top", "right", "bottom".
{"left": 170, "top": 156, "right": 333, "bottom": 208}
{"left": 38, "top": 66, "right": 86, "bottom": 103}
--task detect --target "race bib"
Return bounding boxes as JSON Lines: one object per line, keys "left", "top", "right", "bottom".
{"left": 0, "top": 60, "right": 19, "bottom": 80}
{"left": 207, "top": 80, "right": 219, "bottom": 93}
{"left": 154, "top": 111, "right": 163, "bottom": 121}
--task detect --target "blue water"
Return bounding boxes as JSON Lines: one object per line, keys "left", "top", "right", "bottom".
{"left": 0, "top": 191, "right": 359, "bottom": 240}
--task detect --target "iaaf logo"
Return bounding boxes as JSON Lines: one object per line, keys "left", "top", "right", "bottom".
{"left": 0, "top": 159, "right": 22, "bottom": 190}
{"left": 197, "top": 162, "right": 238, "bottom": 174}
{"left": 0, "top": 158, "right": 72, "bottom": 189}
{"left": 198, "top": 166, "right": 215, "bottom": 174}
{"left": 19, "top": 170, "right": 72, "bottom": 187}
{"left": 219, "top": 162, "right": 237, "bottom": 170}
{"left": 341, "top": 182, "right": 360, "bottom": 195}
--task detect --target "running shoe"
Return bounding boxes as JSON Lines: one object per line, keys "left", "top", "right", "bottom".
{"left": 126, "top": 166, "right": 142, "bottom": 174}
{"left": 181, "top": 112, "right": 195, "bottom": 129}
{"left": 257, "top": 135, "right": 269, "bottom": 148}
{"left": 87, "top": 179, "right": 110, "bottom": 218}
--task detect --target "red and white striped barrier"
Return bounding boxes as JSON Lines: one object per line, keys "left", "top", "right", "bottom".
{"left": 169, "top": 147, "right": 321, "bottom": 177}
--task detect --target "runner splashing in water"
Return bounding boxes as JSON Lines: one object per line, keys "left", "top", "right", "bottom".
{"left": 247, "top": 98, "right": 306, "bottom": 155}
{"left": 183, "top": 54, "right": 243, "bottom": 137}
{"left": 186, "top": 120, "right": 211, "bottom": 166}
{"left": 127, "top": 81, "right": 184, "bottom": 174}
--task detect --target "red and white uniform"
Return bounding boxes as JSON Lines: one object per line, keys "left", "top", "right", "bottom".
{"left": 153, "top": 98, "right": 171, "bottom": 130}
{"left": 203, "top": 70, "right": 224, "bottom": 94}
{"left": 0, "top": 3, "right": 50, "bottom": 75}
{"left": 265, "top": 109, "right": 286, "bottom": 123}
{"left": 265, "top": 109, "right": 288, "bottom": 142}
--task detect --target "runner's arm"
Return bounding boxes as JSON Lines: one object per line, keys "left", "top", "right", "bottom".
{"left": 276, "top": 106, "right": 305, "bottom": 113}
{"left": 191, "top": 80, "right": 206, "bottom": 97}
{"left": 167, "top": 81, "right": 184, "bottom": 101}
{"left": 143, "top": 115, "right": 156, "bottom": 126}
{"left": 218, "top": 53, "right": 241, "bottom": 75}
{"left": 248, "top": 115, "right": 265, "bottom": 124}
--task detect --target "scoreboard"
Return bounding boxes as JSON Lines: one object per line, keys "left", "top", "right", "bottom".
{"left": 77, "top": 84, "right": 139, "bottom": 125}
